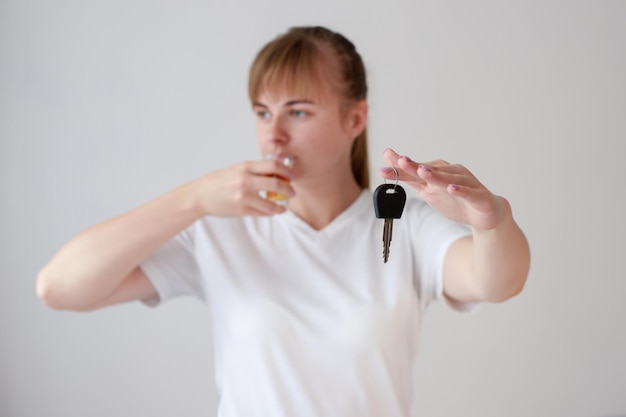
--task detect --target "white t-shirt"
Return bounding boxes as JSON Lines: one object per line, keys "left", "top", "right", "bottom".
{"left": 140, "top": 189, "right": 471, "bottom": 417}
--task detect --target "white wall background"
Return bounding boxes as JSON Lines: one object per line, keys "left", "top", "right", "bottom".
{"left": 2, "top": 1, "right": 625, "bottom": 416}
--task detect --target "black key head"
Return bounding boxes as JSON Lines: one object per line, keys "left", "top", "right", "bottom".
{"left": 373, "top": 183, "right": 406, "bottom": 219}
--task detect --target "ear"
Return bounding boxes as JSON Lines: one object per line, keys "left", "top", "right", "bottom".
{"left": 347, "top": 100, "right": 368, "bottom": 138}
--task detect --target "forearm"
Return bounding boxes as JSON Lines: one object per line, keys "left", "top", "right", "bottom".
{"left": 470, "top": 197, "right": 530, "bottom": 302}
{"left": 37, "top": 180, "right": 204, "bottom": 309}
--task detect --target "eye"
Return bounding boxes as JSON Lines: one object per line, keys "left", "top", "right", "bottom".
{"left": 256, "top": 110, "right": 271, "bottom": 120}
{"left": 290, "top": 109, "right": 308, "bottom": 118}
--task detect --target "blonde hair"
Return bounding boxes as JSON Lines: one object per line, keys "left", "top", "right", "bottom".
{"left": 248, "top": 26, "right": 369, "bottom": 189}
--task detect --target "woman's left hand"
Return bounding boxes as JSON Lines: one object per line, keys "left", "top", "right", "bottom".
{"left": 381, "top": 148, "right": 505, "bottom": 230}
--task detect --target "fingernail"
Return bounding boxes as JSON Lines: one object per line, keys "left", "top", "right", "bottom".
{"left": 400, "top": 155, "right": 413, "bottom": 163}
{"left": 418, "top": 164, "right": 431, "bottom": 172}
{"left": 449, "top": 184, "right": 460, "bottom": 191}
{"left": 379, "top": 166, "right": 394, "bottom": 173}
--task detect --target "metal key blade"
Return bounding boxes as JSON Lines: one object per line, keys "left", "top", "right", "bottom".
{"left": 383, "top": 218, "right": 393, "bottom": 262}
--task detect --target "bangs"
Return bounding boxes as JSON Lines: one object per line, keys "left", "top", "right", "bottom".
{"left": 248, "top": 36, "right": 337, "bottom": 103}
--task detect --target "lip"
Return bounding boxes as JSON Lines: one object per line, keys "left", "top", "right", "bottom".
{"left": 264, "top": 153, "right": 296, "bottom": 169}
{"left": 267, "top": 152, "right": 296, "bottom": 162}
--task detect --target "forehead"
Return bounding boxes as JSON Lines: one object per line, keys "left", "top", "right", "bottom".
{"left": 249, "top": 38, "right": 341, "bottom": 104}
{"left": 254, "top": 66, "right": 337, "bottom": 104}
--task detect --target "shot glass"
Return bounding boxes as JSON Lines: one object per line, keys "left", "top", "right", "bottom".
{"left": 263, "top": 154, "right": 295, "bottom": 206}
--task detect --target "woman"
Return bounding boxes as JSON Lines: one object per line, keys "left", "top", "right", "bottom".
{"left": 37, "top": 26, "right": 530, "bottom": 417}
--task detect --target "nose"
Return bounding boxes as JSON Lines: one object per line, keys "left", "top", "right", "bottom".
{"left": 266, "top": 114, "right": 289, "bottom": 147}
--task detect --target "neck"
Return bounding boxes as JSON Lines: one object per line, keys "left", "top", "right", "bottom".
{"left": 287, "top": 175, "right": 363, "bottom": 231}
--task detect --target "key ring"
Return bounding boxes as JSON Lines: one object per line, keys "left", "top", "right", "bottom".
{"left": 383, "top": 167, "right": 399, "bottom": 190}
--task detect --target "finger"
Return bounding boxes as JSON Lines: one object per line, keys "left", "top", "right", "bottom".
{"left": 417, "top": 165, "right": 487, "bottom": 193}
{"left": 421, "top": 161, "right": 468, "bottom": 175}
{"left": 226, "top": 167, "right": 292, "bottom": 215}
{"left": 396, "top": 155, "right": 422, "bottom": 179}
{"left": 447, "top": 184, "right": 498, "bottom": 213}
{"left": 235, "top": 161, "right": 295, "bottom": 199}
{"left": 251, "top": 175, "right": 296, "bottom": 199}
{"left": 247, "top": 159, "right": 294, "bottom": 182}
{"left": 381, "top": 148, "right": 423, "bottom": 181}
{"left": 231, "top": 184, "right": 289, "bottom": 215}
{"left": 247, "top": 195, "right": 288, "bottom": 216}
{"left": 378, "top": 166, "right": 427, "bottom": 190}
{"left": 382, "top": 148, "right": 402, "bottom": 166}
{"left": 417, "top": 165, "right": 474, "bottom": 187}
{"left": 383, "top": 148, "right": 421, "bottom": 171}
{"left": 447, "top": 183, "right": 472, "bottom": 198}
{"left": 423, "top": 158, "right": 451, "bottom": 166}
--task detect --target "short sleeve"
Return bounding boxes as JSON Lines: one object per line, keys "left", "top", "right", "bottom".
{"left": 406, "top": 198, "right": 476, "bottom": 313}
{"left": 140, "top": 223, "right": 205, "bottom": 306}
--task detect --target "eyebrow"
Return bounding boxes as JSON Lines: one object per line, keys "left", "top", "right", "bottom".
{"left": 252, "top": 99, "right": 316, "bottom": 108}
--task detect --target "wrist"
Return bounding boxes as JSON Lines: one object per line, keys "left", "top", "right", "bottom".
{"left": 471, "top": 196, "right": 513, "bottom": 235}
{"left": 179, "top": 178, "right": 212, "bottom": 219}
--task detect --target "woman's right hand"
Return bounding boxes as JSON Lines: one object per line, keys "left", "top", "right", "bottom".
{"left": 194, "top": 158, "right": 296, "bottom": 217}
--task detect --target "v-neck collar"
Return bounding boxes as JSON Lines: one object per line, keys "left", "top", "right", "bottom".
{"left": 279, "top": 189, "right": 372, "bottom": 239}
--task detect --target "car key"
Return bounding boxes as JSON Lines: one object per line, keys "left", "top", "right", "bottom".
{"left": 373, "top": 182, "right": 406, "bottom": 263}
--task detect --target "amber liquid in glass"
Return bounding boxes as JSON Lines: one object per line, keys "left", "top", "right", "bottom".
{"left": 265, "top": 174, "right": 291, "bottom": 204}
{"left": 263, "top": 154, "right": 294, "bottom": 206}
